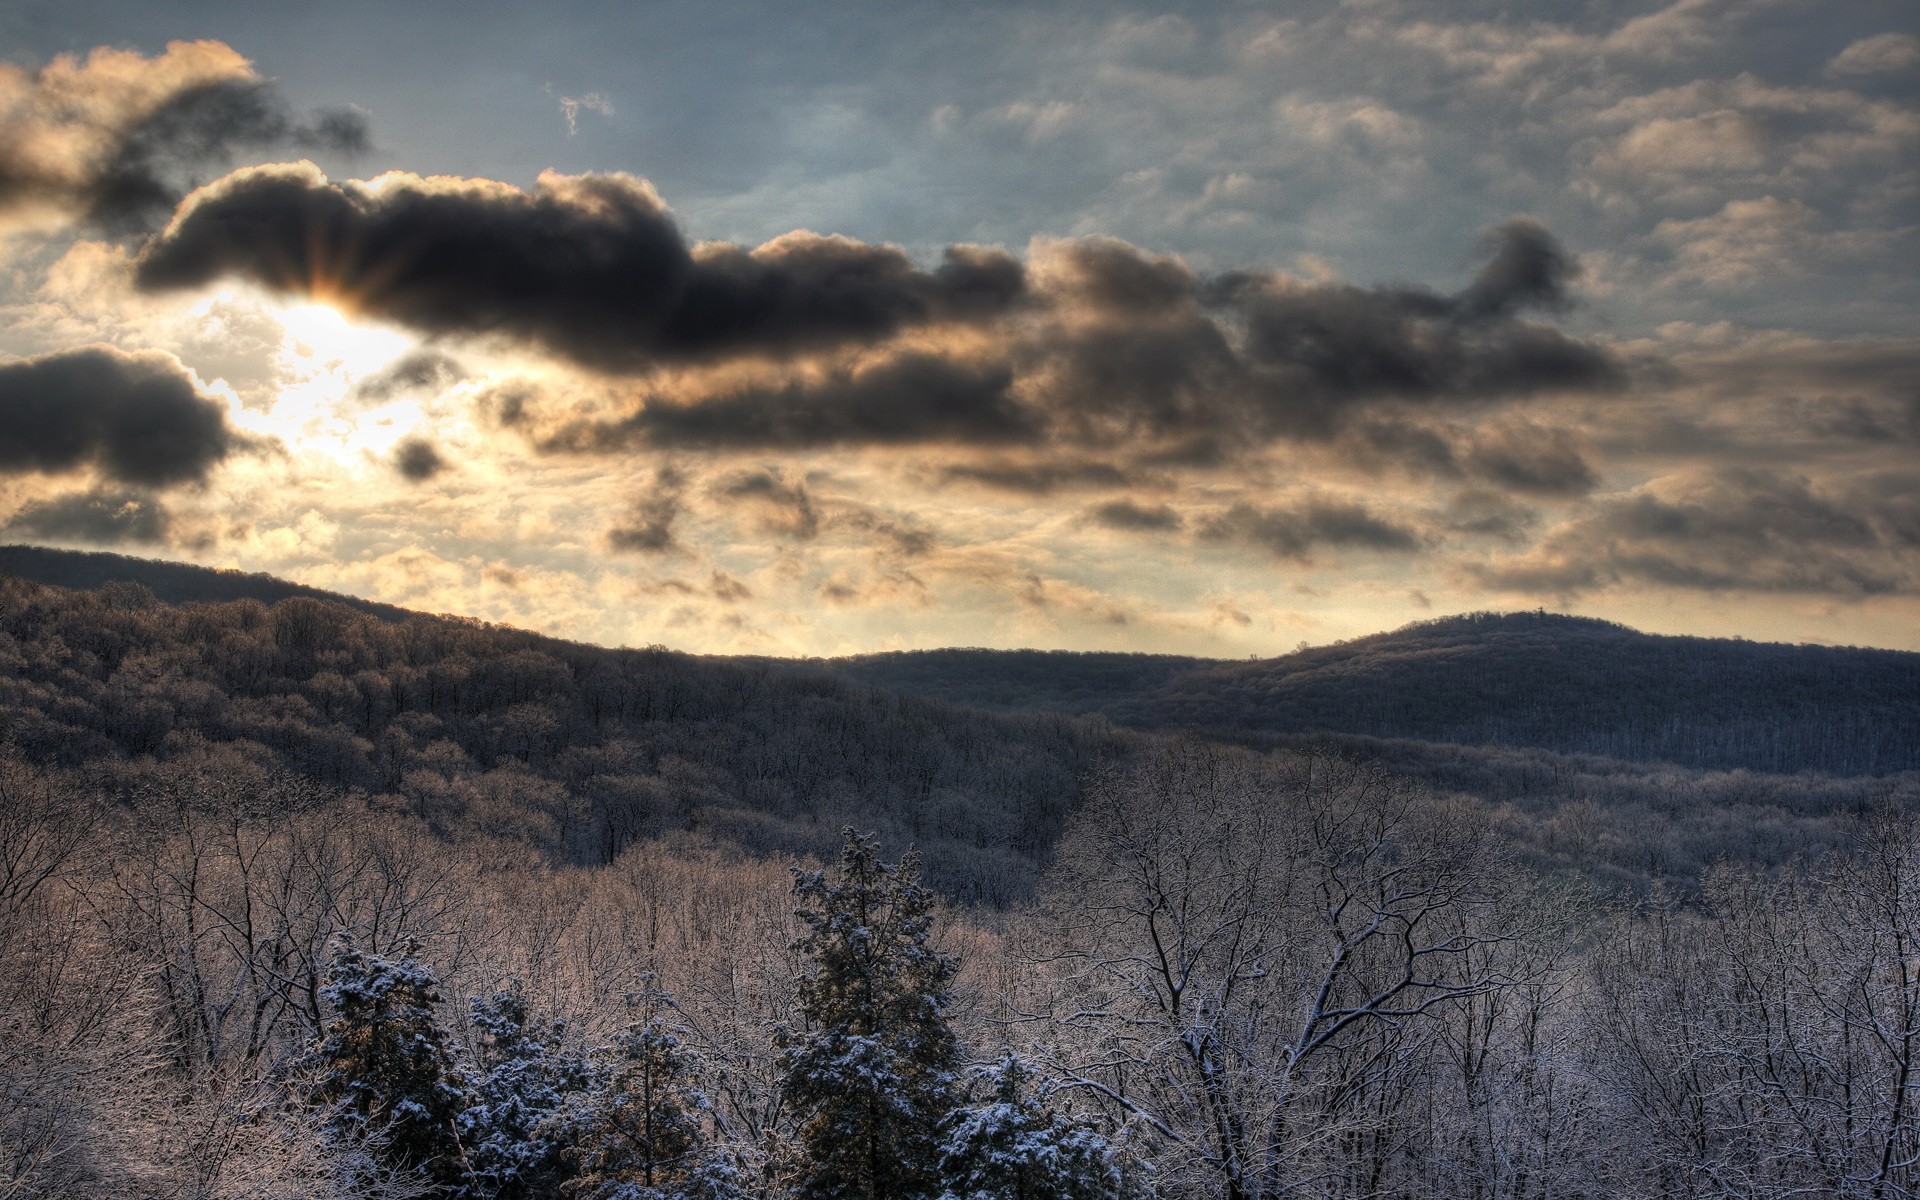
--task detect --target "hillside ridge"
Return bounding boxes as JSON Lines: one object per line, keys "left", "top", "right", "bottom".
{"left": 5, "top": 544, "right": 1916, "bottom": 775}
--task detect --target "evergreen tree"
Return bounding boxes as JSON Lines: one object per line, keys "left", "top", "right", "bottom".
{"left": 567, "top": 988, "right": 744, "bottom": 1200}
{"left": 779, "top": 829, "right": 962, "bottom": 1200}
{"left": 938, "top": 1056, "right": 1141, "bottom": 1200}
{"left": 460, "top": 983, "right": 593, "bottom": 1200}
{"left": 312, "top": 937, "right": 472, "bottom": 1193}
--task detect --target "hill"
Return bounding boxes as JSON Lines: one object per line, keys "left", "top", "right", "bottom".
{"left": 7, "top": 544, "right": 1915, "bottom": 776}
{"left": 0, "top": 564, "right": 1125, "bottom": 903}
{"left": 3, "top": 546, "right": 1915, "bottom": 898}
{"left": 812, "top": 612, "right": 1920, "bottom": 775}
{"left": 0, "top": 543, "right": 420, "bottom": 621}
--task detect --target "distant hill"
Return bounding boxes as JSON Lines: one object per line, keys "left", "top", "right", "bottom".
{"left": 6, "top": 545, "right": 1916, "bottom": 778}
{"left": 0, "top": 544, "right": 418, "bottom": 621}
{"left": 810, "top": 612, "right": 1920, "bottom": 776}
{"left": 767, "top": 647, "right": 1213, "bottom": 716}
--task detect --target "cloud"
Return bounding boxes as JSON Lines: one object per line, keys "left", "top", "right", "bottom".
{"left": 555, "top": 90, "right": 615, "bottom": 136}
{"left": 1459, "top": 423, "right": 1597, "bottom": 496}
{"left": 1584, "top": 76, "right": 1918, "bottom": 204}
{"left": 1199, "top": 497, "right": 1424, "bottom": 562}
{"left": 1468, "top": 469, "right": 1920, "bottom": 596}
{"left": 1438, "top": 488, "right": 1538, "bottom": 542}
{"left": 1336, "top": 415, "right": 1599, "bottom": 495}
{"left": 939, "top": 459, "right": 1133, "bottom": 494}
{"left": 708, "top": 569, "right": 752, "bottom": 603}
{"left": 569, "top": 352, "right": 1032, "bottom": 450}
{"left": 514, "top": 216, "right": 1618, "bottom": 467}
{"left": 393, "top": 437, "right": 448, "bottom": 481}
{"left": 1211, "top": 221, "right": 1618, "bottom": 435}
{"left": 352, "top": 350, "right": 468, "bottom": 403}
{"left": 607, "top": 464, "right": 685, "bottom": 553}
{"left": 711, "top": 467, "right": 819, "bottom": 539}
{"left": 1826, "top": 33, "right": 1920, "bottom": 78}
{"left": 1646, "top": 197, "right": 1905, "bottom": 291}
{"left": 133, "top": 160, "right": 1617, "bottom": 462}
{"left": 1456, "top": 217, "right": 1581, "bottom": 320}
{"left": 3, "top": 487, "right": 170, "bottom": 546}
{"left": 136, "top": 163, "right": 1027, "bottom": 371}
{"left": 0, "top": 345, "right": 239, "bottom": 486}
{"left": 1090, "top": 499, "right": 1182, "bottom": 531}
{"left": 0, "top": 41, "right": 365, "bottom": 238}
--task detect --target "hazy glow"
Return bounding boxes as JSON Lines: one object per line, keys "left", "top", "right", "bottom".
{"left": 236, "top": 299, "right": 423, "bottom": 466}
{"left": 275, "top": 303, "right": 414, "bottom": 380}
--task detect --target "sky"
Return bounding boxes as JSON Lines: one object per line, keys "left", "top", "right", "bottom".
{"left": 0, "top": 0, "right": 1915, "bottom": 657}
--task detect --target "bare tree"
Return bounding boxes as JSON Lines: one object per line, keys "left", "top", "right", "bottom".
{"left": 1018, "top": 743, "right": 1537, "bottom": 1199}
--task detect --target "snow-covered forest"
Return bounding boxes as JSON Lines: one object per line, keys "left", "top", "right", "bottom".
{"left": 3, "top": 573, "right": 1919, "bottom": 1198}
{"left": 8, "top": 742, "right": 1920, "bottom": 1198}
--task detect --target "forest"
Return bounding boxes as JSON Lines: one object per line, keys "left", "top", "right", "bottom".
{"left": 3, "top": 551, "right": 1920, "bottom": 1198}
{"left": 813, "top": 611, "right": 1920, "bottom": 775}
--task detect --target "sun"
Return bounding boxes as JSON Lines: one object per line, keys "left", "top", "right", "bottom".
{"left": 216, "top": 296, "right": 436, "bottom": 469}
{"left": 275, "top": 302, "right": 416, "bottom": 380}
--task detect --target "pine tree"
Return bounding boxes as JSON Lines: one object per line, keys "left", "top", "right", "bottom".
{"left": 779, "top": 829, "right": 962, "bottom": 1200}
{"left": 938, "top": 1056, "right": 1141, "bottom": 1200}
{"left": 567, "top": 987, "right": 744, "bottom": 1200}
{"left": 459, "top": 983, "right": 593, "bottom": 1200}
{"left": 311, "top": 937, "right": 472, "bottom": 1193}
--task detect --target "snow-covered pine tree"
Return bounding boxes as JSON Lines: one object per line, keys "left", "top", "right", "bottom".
{"left": 938, "top": 1056, "right": 1143, "bottom": 1200}
{"left": 566, "top": 988, "right": 744, "bottom": 1200}
{"left": 779, "top": 829, "right": 962, "bottom": 1200}
{"left": 459, "top": 983, "right": 593, "bottom": 1200}
{"left": 311, "top": 937, "right": 472, "bottom": 1194}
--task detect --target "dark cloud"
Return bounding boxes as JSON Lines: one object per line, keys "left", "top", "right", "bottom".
{"left": 1090, "top": 499, "right": 1183, "bottom": 531}
{"left": 4, "top": 488, "right": 170, "bottom": 546}
{"left": 527, "top": 221, "right": 1616, "bottom": 463}
{"left": 136, "top": 164, "right": 1026, "bottom": 371}
{"left": 709, "top": 570, "right": 752, "bottom": 603}
{"left": 1459, "top": 425, "right": 1597, "bottom": 496}
{"left": 480, "top": 379, "right": 542, "bottom": 428}
{"left": 1210, "top": 221, "right": 1620, "bottom": 438}
{"left": 1339, "top": 418, "right": 1465, "bottom": 479}
{"left": 712, "top": 467, "right": 819, "bottom": 539}
{"left": 829, "top": 505, "right": 937, "bottom": 558}
{"left": 81, "top": 79, "right": 366, "bottom": 235}
{"left": 1456, "top": 217, "right": 1580, "bottom": 321}
{"left": 560, "top": 352, "right": 1032, "bottom": 451}
{"left": 1337, "top": 415, "right": 1596, "bottom": 496}
{"left": 393, "top": 437, "right": 448, "bottom": 482}
{"left": 135, "top": 158, "right": 1616, "bottom": 470}
{"left": 1469, "top": 470, "right": 1920, "bottom": 596}
{"left": 939, "top": 459, "right": 1133, "bottom": 494}
{"left": 0, "top": 44, "right": 365, "bottom": 237}
{"left": 1439, "top": 489, "right": 1539, "bottom": 542}
{"left": 607, "top": 464, "right": 685, "bottom": 553}
{"left": 0, "top": 345, "right": 237, "bottom": 486}
{"left": 1200, "top": 499, "right": 1424, "bottom": 562}
{"left": 353, "top": 351, "right": 468, "bottom": 404}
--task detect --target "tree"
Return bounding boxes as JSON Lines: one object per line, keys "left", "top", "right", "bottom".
{"left": 567, "top": 986, "right": 744, "bottom": 1200}
{"left": 310, "top": 938, "right": 471, "bottom": 1193}
{"left": 1030, "top": 744, "right": 1530, "bottom": 1199}
{"left": 780, "top": 829, "right": 962, "bottom": 1200}
{"left": 460, "top": 984, "right": 592, "bottom": 1200}
{"left": 938, "top": 1056, "right": 1141, "bottom": 1200}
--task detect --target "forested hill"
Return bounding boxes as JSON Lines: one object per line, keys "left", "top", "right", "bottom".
{"left": 0, "top": 567, "right": 1124, "bottom": 903}
{"left": 5, "top": 544, "right": 1917, "bottom": 777}
{"left": 812, "top": 612, "right": 1920, "bottom": 775}
{"left": 0, "top": 543, "right": 418, "bottom": 621}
